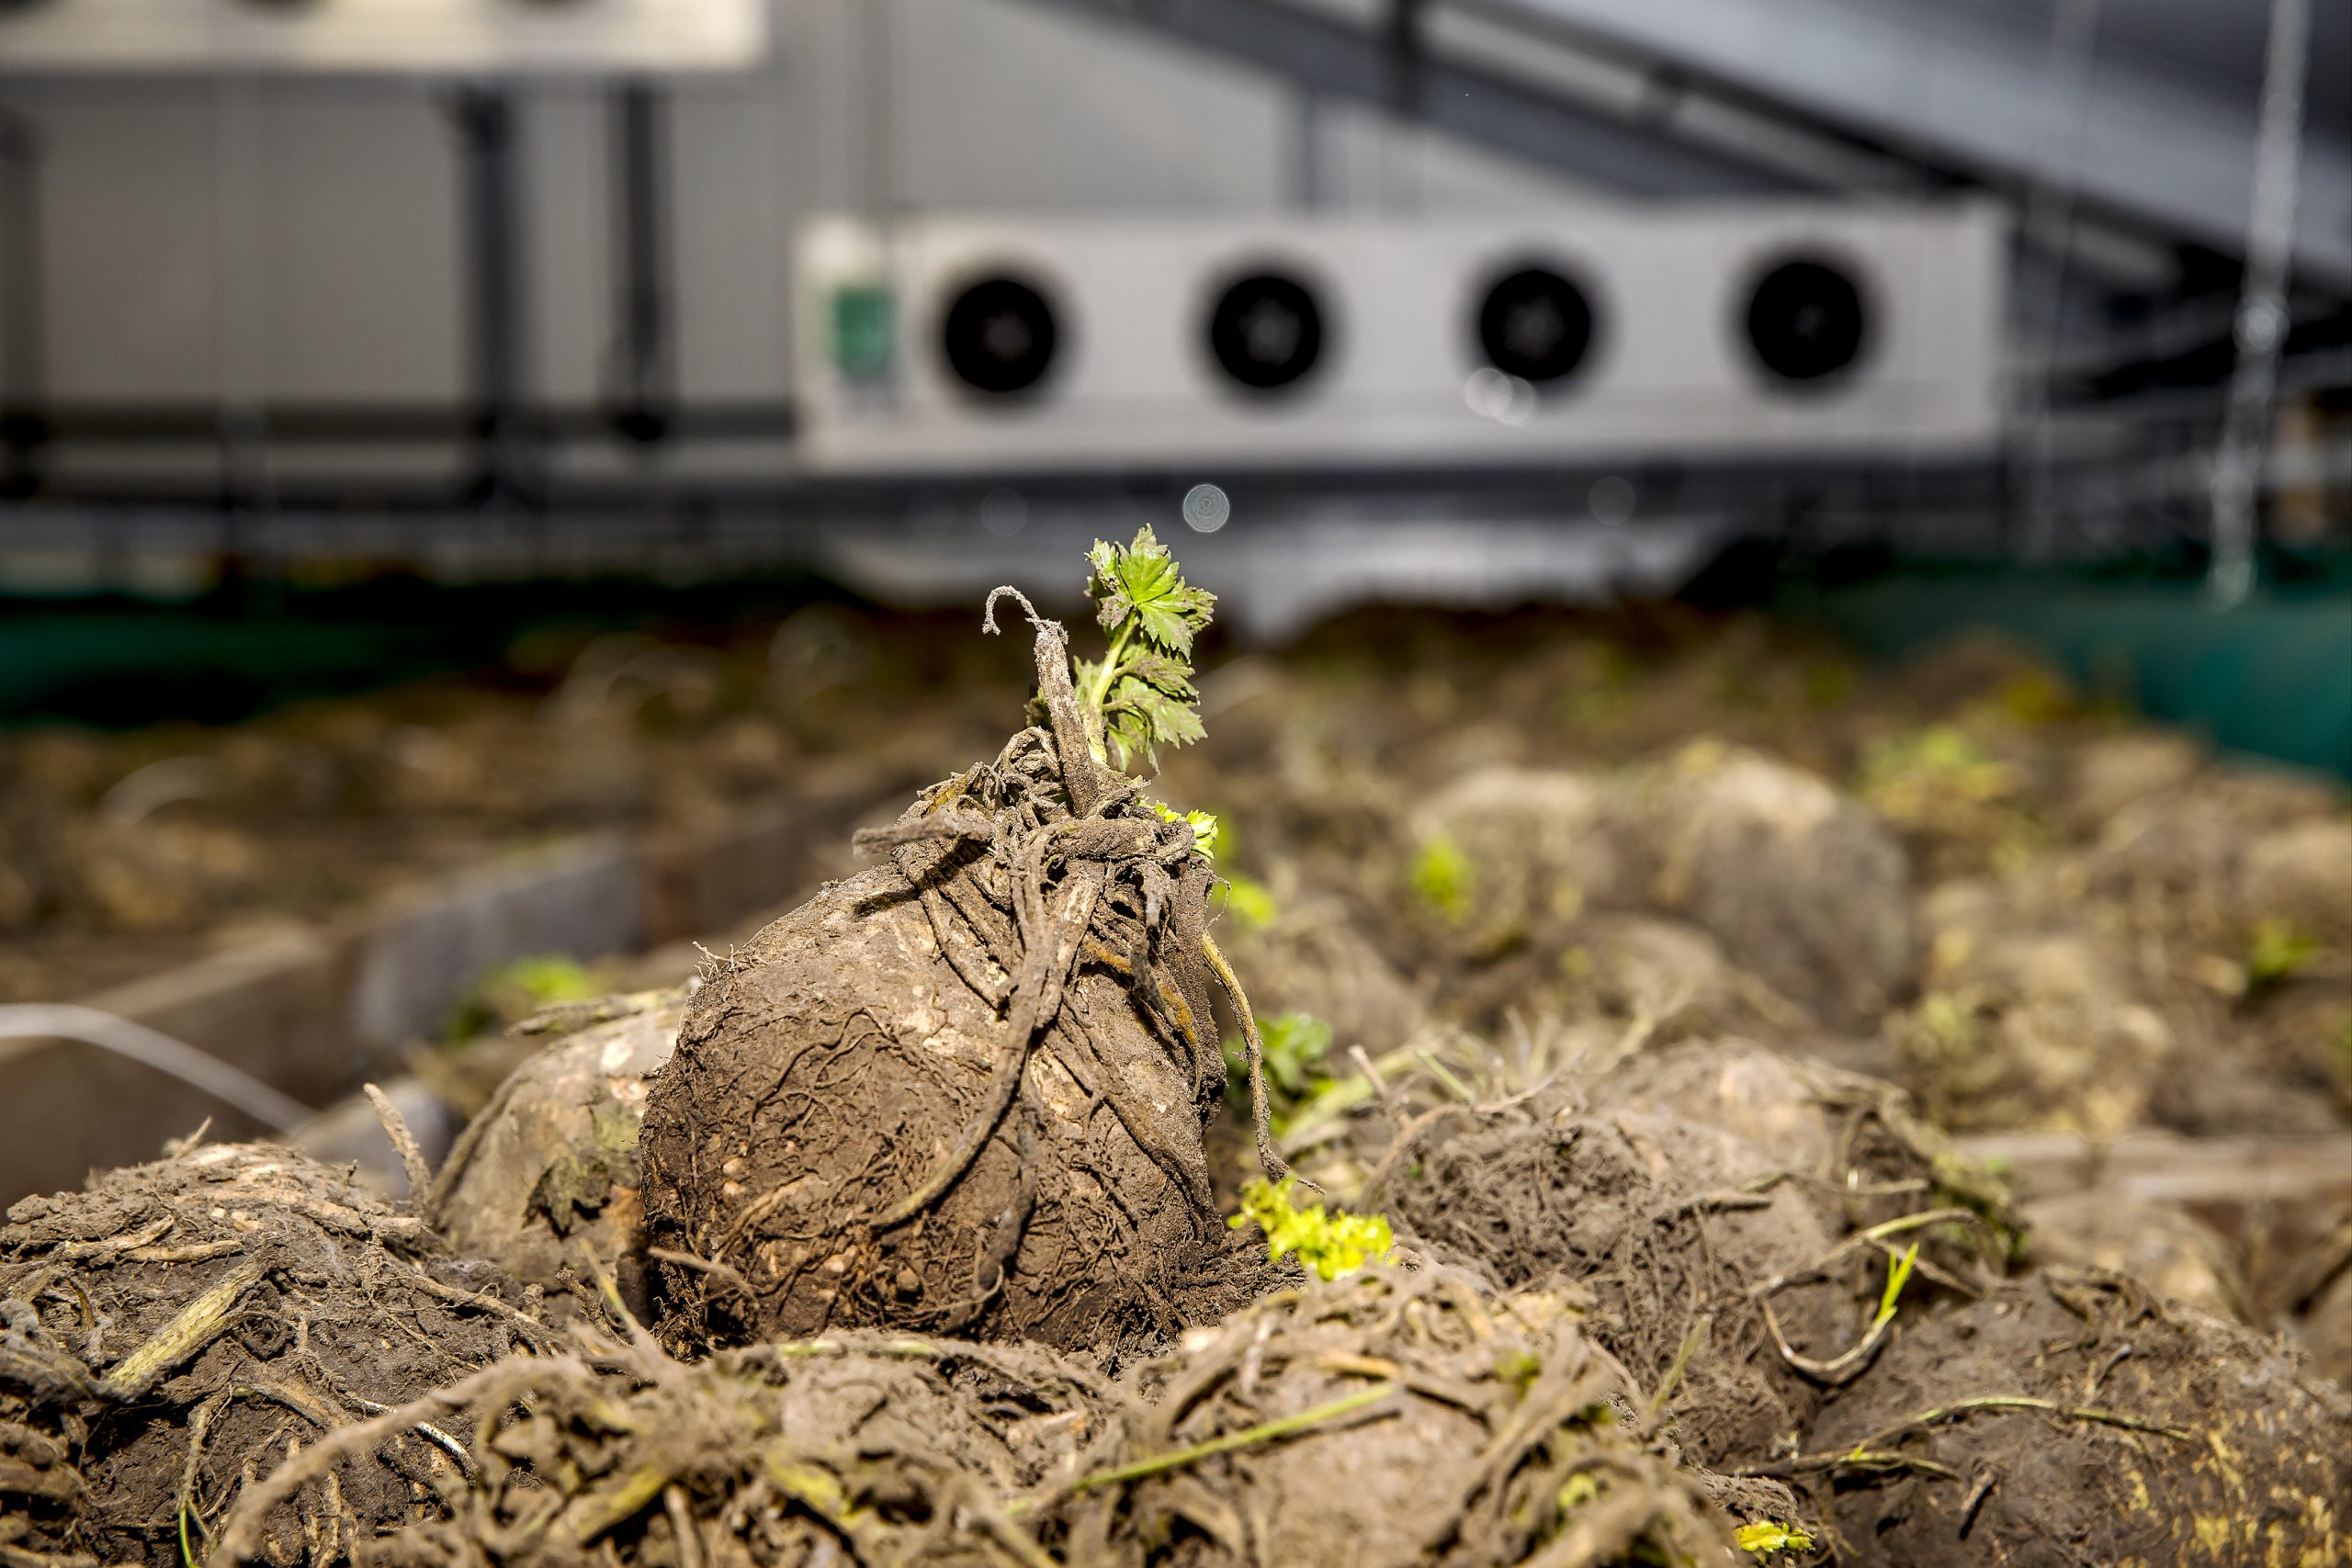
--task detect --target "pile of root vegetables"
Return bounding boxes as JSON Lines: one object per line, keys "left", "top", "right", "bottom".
{"left": 6, "top": 555, "right": 2349, "bottom": 1567}
{"left": 0, "top": 606, "right": 1017, "bottom": 1004}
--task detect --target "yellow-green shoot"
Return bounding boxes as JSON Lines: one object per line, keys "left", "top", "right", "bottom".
{"left": 1230, "top": 1177, "right": 1393, "bottom": 1281}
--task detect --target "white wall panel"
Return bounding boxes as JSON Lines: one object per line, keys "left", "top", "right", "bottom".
{"left": 252, "top": 86, "right": 460, "bottom": 401}
{"left": 1, "top": 0, "right": 1846, "bottom": 420}
{"left": 28, "top": 85, "right": 220, "bottom": 400}
{"left": 520, "top": 87, "right": 613, "bottom": 407}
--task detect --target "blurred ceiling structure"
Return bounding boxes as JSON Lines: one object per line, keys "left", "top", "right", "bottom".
{"left": 0, "top": 0, "right": 2343, "bottom": 582}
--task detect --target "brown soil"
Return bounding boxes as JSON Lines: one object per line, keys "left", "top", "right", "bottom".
{"left": 1213, "top": 891, "right": 1429, "bottom": 1057}
{"left": 1361, "top": 1041, "right": 2012, "bottom": 1472}
{"left": 1408, "top": 765, "right": 1636, "bottom": 955}
{"left": 0, "top": 1141, "right": 559, "bottom": 1568}
{"left": 1796, "top": 1270, "right": 2352, "bottom": 1567}
{"left": 338, "top": 1329, "right": 1108, "bottom": 1568}
{"left": 1627, "top": 745, "right": 1917, "bottom": 1032}
{"left": 2018, "top": 1191, "right": 2254, "bottom": 1323}
{"left": 2309, "top": 1260, "right": 2352, "bottom": 1389}
{"left": 1057, "top": 1265, "right": 1756, "bottom": 1568}
{"left": 1365, "top": 1102, "right": 1838, "bottom": 1466}
{"left": 9, "top": 598, "right": 2350, "bottom": 1566}
{"left": 1899, "top": 882, "right": 2175, "bottom": 1136}
{"left": 639, "top": 604, "right": 1274, "bottom": 1354}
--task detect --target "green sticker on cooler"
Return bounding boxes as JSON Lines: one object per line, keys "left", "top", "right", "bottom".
{"left": 831, "top": 283, "right": 896, "bottom": 379}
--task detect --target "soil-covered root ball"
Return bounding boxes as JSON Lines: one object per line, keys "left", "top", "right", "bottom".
{"left": 1404, "top": 766, "right": 1635, "bottom": 951}
{"left": 1560, "top": 915, "right": 1810, "bottom": 1044}
{"left": 2305, "top": 1256, "right": 2352, "bottom": 1389}
{"left": 1056, "top": 1265, "right": 1761, "bottom": 1568}
{"left": 1363, "top": 1045, "right": 2012, "bottom": 1472}
{"left": 2239, "top": 980, "right": 2352, "bottom": 1120}
{"left": 2290, "top": 1225, "right": 2352, "bottom": 1390}
{"left": 639, "top": 795, "right": 1263, "bottom": 1352}
{"left": 1, "top": 1141, "right": 559, "bottom": 1568}
{"left": 2018, "top": 1190, "right": 2253, "bottom": 1323}
{"left": 1899, "top": 882, "right": 2171, "bottom": 1135}
{"left": 640, "top": 575, "right": 1278, "bottom": 1355}
{"left": 332, "top": 1330, "right": 1108, "bottom": 1568}
{"left": 2241, "top": 816, "right": 2352, "bottom": 948}
{"left": 429, "top": 989, "right": 684, "bottom": 1299}
{"left": 2078, "top": 766, "right": 2350, "bottom": 978}
{"left": 1436, "top": 912, "right": 1810, "bottom": 1048}
{"left": 1569, "top": 1040, "right": 2014, "bottom": 1227}
{"left": 1796, "top": 1270, "right": 2352, "bottom": 1567}
{"left": 1364, "top": 1102, "right": 1853, "bottom": 1470}
{"left": 2061, "top": 730, "right": 2204, "bottom": 831}
{"left": 1624, "top": 744, "right": 1914, "bottom": 1031}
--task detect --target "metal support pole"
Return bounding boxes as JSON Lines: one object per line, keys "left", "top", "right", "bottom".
{"left": 609, "top": 82, "right": 673, "bottom": 444}
{"left": 453, "top": 88, "right": 526, "bottom": 502}
{"left": 2208, "top": 0, "right": 2310, "bottom": 606}
{"left": 0, "top": 106, "right": 45, "bottom": 500}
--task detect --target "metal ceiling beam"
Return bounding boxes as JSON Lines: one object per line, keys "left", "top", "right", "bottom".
{"left": 1476, "top": 0, "right": 2352, "bottom": 291}
{"left": 1010, "top": 0, "right": 1802, "bottom": 198}
{"left": 1029, "top": 0, "right": 2352, "bottom": 299}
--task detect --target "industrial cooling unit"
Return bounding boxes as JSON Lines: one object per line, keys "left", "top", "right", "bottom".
{"left": 0, "top": 0, "right": 765, "bottom": 73}
{"left": 795, "top": 205, "right": 2008, "bottom": 473}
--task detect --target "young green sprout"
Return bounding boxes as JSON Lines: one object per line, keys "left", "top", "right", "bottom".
{"left": 1080, "top": 525, "right": 1215, "bottom": 773}
{"left": 1074, "top": 525, "right": 1293, "bottom": 1184}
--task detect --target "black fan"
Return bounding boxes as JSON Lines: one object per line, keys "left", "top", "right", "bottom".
{"left": 939, "top": 275, "right": 1059, "bottom": 398}
{"left": 1475, "top": 264, "right": 1596, "bottom": 385}
{"left": 1742, "top": 256, "right": 1869, "bottom": 384}
{"left": 1206, "top": 270, "right": 1325, "bottom": 393}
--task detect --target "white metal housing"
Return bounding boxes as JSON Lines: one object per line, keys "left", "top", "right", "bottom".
{"left": 795, "top": 205, "right": 2007, "bottom": 473}
{"left": 0, "top": 0, "right": 765, "bottom": 75}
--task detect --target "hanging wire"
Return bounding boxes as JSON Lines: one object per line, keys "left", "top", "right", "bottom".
{"left": 0, "top": 1005, "right": 314, "bottom": 1134}
{"left": 2207, "top": 0, "right": 2312, "bottom": 607}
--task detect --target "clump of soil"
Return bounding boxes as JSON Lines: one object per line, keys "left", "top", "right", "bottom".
{"left": 1572, "top": 1040, "right": 2009, "bottom": 1224}
{"left": 1899, "top": 882, "right": 2172, "bottom": 1135}
{"left": 2060, "top": 730, "right": 2206, "bottom": 831}
{"left": 334, "top": 1328, "right": 1109, "bottom": 1568}
{"left": 2087, "top": 768, "right": 2348, "bottom": 950}
{"left": 2307, "top": 1258, "right": 2352, "bottom": 1388}
{"left": 1796, "top": 1270, "right": 2352, "bottom": 1566}
{"left": 1629, "top": 744, "right": 1915, "bottom": 1031}
{"left": 1407, "top": 766, "right": 1634, "bottom": 953}
{"left": 429, "top": 989, "right": 685, "bottom": 1303}
{"left": 1361, "top": 1042, "right": 2011, "bottom": 1471}
{"left": 1562, "top": 915, "right": 1808, "bottom": 1044}
{"left": 1440, "top": 911, "right": 1814, "bottom": 1053}
{"left": 639, "top": 600, "right": 1274, "bottom": 1354}
{"left": 1, "top": 1141, "right": 558, "bottom": 1567}
{"left": 2018, "top": 1191, "right": 2253, "bottom": 1323}
{"left": 1057, "top": 1265, "right": 1758, "bottom": 1568}
{"left": 1364, "top": 1099, "right": 1846, "bottom": 1469}
{"left": 2289, "top": 1224, "right": 2352, "bottom": 1389}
